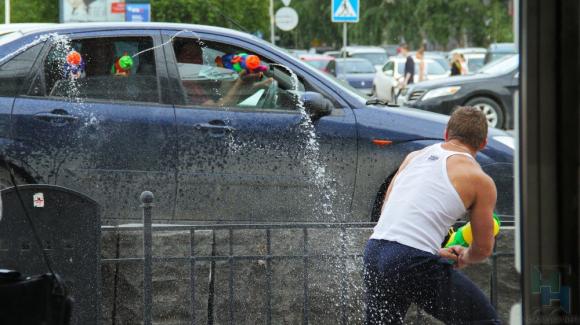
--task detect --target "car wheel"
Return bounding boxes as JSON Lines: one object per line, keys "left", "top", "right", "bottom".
{"left": 370, "top": 171, "right": 397, "bottom": 222}
{"left": 0, "top": 166, "right": 26, "bottom": 189}
{"left": 371, "top": 86, "right": 376, "bottom": 97}
{"left": 465, "top": 97, "right": 505, "bottom": 128}
{"left": 391, "top": 89, "right": 396, "bottom": 104}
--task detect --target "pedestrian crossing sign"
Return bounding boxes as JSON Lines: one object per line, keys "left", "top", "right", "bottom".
{"left": 332, "top": 0, "right": 360, "bottom": 23}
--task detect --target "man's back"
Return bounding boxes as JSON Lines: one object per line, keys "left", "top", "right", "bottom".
{"left": 371, "top": 143, "right": 477, "bottom": 253}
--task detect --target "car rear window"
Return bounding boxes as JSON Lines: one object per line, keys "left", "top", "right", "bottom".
{"left": 29, "top": 36, "right": 160, "bottom": 103}
{"left": 0, "top": 43, "right": 42, "bottom": 97}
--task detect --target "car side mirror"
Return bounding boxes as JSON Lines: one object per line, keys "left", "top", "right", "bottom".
{"left": 301, "top": 92, "right": 334, "bottom": 119}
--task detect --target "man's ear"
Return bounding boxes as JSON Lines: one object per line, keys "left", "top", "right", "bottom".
{"left": 444, "top": 128, "right": 449, "bottom": 141}
{"left": 480, "top": 138, "right": 488, "bottom": 150}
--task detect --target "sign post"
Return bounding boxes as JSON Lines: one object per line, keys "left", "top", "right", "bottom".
{"left": 275, "top": 7, "right": 299, "bottom": 32}
{"left": 331, "top": 0, "right": 360, "bottom": 51}
{"left": 5, "top": 0, "right": 9, "bottom": 24}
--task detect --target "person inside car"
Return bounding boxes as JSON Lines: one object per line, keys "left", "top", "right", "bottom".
{"left": 174, "top": 40, "right": 273, "bottom": 107}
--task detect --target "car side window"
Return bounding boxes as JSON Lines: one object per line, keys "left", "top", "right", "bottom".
{"left": 173, "top": 37, "right": 318, "bottom": 111}
{"left": 29, "top": 36, "right": 159, "bottom": 103}
{"left": 382, "top": 61, "right": 394, "bottom": 75}
{"left": 0, "top": 44, "right": 42, "bottom": 97}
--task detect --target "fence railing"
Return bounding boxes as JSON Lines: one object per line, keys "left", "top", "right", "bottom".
{"left": 101, "top": 192, "right": 514, "bottom": 325}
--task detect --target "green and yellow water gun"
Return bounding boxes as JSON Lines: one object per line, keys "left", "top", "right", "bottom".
{"left": 444, "top": 213, "right": 501, "bottom": 248}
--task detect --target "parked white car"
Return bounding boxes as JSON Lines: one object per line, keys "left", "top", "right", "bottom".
{"left": 372, "top": 56, "right": 449, "bottom": 103}
{"left": 340, "top": 46, "right": 388, "bottom": 72}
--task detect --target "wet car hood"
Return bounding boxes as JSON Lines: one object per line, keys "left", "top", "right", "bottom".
{"left": 356, "top": 105, "right": 513, "bottom": 164}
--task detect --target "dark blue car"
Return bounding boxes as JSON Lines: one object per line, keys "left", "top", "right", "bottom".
{"left": 326, "top": 58, "right": 376, "bottom": 95}
{"left": 0, "top": 23, "right": 514, "bottom": 223}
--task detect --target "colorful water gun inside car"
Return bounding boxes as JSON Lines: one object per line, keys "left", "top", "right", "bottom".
{"left": 63, "top": 50, "right": 85, "bottom": 79}
{"left": 215, "top": 53, "right": 268, "bottom": 74}
{"left": 111, "top": 52, "right": 134, "bottom": 76}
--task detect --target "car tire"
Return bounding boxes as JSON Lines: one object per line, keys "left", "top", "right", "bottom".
{"left": 391, "top": 89, "right": 396, "bottom": 104}
{"left": 464, "top": 97, "right": 505, "bottom": 129}
{"left": 371, "top": 86, "right": 377, "bottom": 97}
{"left": 0, "top": 166, "right": 26, "bottom": 190}
{"left": 370, "top": 171, "right": 397, "bottom": 222}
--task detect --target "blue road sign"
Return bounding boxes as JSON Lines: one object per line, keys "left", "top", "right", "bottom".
{"left": 126, "top": 3, "right": 151, "bottom": 22}
{"left": 332, "top": 0, "right": 360, "bottom": 23}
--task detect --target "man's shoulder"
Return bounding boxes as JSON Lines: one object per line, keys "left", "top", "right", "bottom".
{"left": 447, "top": 155, "right": 494, "bottom": 184}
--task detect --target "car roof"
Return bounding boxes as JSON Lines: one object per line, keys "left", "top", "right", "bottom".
{"left": 0, "top": 23, "right": 56, "bottom": 33}
{"left": 16, "top": 22, "right": 260, "bottom": 41}
{"left": 487, "top": 43, "right": 517, "bottom": 52}
{"left": 341, "top": 46, "right": 386, "bottom": 54}
{"left": 334, "top": 57, "right": 373, "bottom": 63}
{"left": 450, "top": 47, "right": 487, "bottom": 54}
{"left": 389, "top": 56, "right": 438, "bottom": 64}
{"left": 408, "top": 51, "right": 446, "bottom": 58}
{"left": 299, "top": 54, "right": 334, "bottom": 61}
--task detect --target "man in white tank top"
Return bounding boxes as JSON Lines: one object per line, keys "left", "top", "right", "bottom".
{"left": 363, "top": 107, "right": 500, "bottom": 324}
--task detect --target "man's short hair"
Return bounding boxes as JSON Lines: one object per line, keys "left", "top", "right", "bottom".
{"left": 447, "top": 106, "right": 488, "bottom": 149}
{"left": 400, "top": 43, "right": 408, "bottom": 50}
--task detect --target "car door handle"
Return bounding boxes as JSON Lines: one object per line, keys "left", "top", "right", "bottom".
{"left": 34, "top": 111, "right": 79, "bottom": 124}
{"left": 194, "top": 123, "right": 235, "bottom": 132}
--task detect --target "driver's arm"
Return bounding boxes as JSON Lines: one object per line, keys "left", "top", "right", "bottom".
{"left": 214, "top": 71, "right": 273, "bottom": 107}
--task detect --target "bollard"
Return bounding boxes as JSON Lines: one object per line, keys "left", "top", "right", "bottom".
{"left": 140, "top": 191, "right": 154, "bottom": 325}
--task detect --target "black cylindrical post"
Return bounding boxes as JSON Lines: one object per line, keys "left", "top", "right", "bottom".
{"left": 140, "top": 191, "right": 154, "bottom": 325}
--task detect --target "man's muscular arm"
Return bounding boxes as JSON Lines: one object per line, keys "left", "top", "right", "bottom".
{"left": 458, "top": 173, "right": 497, "bottom": 267}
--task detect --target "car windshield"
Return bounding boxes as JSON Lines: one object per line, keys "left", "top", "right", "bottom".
{"left": 467, "top": 57, "right": 485, "bottom": 72}
{"left": 478, "top": 54, "right": 519, "bottom": 74}
{"left": 351, "top": 52, "right": 387, "bottom": 66}
{"left": 488, "top": 52, "right": 514, "bottom": 62}
{"left": 340, "top": 60, "right": 375, "bottom": 74}
{"left": 303, "top": 59, "right": 330, "bottom": 69}
{"left": 426, "top": 61, "right": 446, "bottom": 74}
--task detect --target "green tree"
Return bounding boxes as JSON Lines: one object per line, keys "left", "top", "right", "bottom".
{"left": 0, "top": 0, "right": 59, "bottom": 23}
{"left": 151, "top": 0, "right": 269, "bottom": 37}
{"left": 0, "top": 0, "right": 513, "bottom": 51}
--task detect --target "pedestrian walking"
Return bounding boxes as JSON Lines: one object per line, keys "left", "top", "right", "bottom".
{"left": 460, "top": 54, "right": 469, "bottom": 74}
{"left": 450, "top": 53, "right": 463, "bottom": 76}
{"left": 416, "top": 46, "right": 426, "bottom": 82}
{"left": 399, "top": 43, "right": 415, "bottom": 87}
{"left": 363, "top": 106, "right": 501, "bottom": 324}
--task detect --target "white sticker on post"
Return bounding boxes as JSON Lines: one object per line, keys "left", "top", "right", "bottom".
{"left": 33, "top": 193, "right": 44, "bottom": 208}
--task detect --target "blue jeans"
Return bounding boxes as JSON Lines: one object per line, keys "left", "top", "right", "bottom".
{"left": 363, "top": 239, "right": 501, "bottom": 324}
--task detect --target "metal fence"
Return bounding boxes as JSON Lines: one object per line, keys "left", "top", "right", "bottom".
{"left": 101, "top": 192, "right": 515, "bottom": 325}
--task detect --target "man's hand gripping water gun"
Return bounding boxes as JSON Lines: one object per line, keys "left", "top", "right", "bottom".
{"left": 439, "top": 213, "right": 501, "bottom": 268}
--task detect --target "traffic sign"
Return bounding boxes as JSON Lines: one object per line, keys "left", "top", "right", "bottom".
{"left": 332, "top": 0, "right": 359, "bottom": 23}
{"left": 275, "top": 7, "right": 299, "bottom": 31}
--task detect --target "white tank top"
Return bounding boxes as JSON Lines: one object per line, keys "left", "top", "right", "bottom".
{"left": 370, "top": 143, "right": 473, "bottom": 254}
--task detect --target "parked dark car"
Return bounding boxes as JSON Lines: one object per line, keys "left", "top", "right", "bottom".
{"left": 0, "top": 23, "right": 514, "bottom": 223}
{"left": 326, "top": 58, "right": 376, "bottom": 95}
{"left": 401, "top": 55, "right": 519, "bottom": 129}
